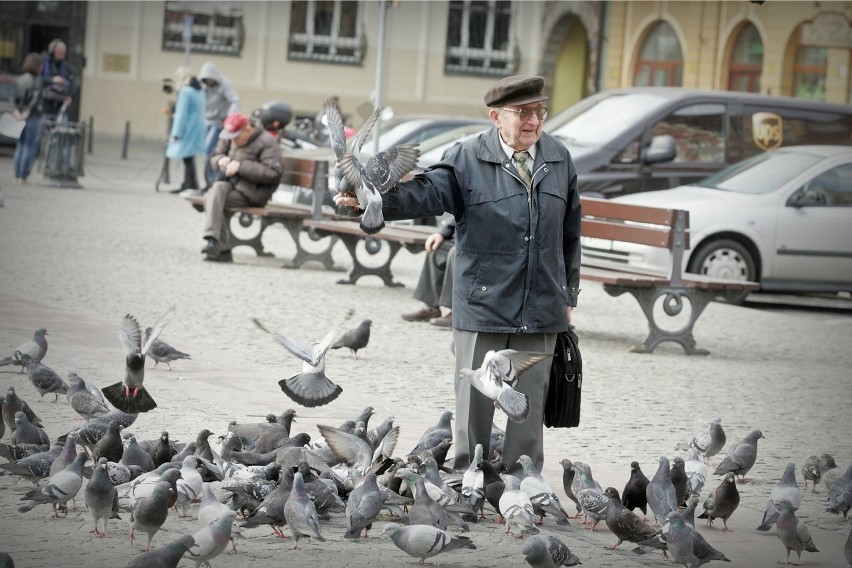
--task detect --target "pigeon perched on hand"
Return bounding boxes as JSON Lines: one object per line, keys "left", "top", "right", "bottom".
{"left": 0, "top": 328, "right": 47, "bottom": 372}
{"left": 66, "top": 372, "right": 111, "bottom": 421}
{"left": 143, "top": 327, "right": 190, "bottom": 370}
{"left": 713, "top": 429, "right": 763, "bottom": 482}
{"left": 19, "top": 353, "right": 68, "bottom": 401}
{"left": 775, "top": 498, "right": 819, "bottom": 564}
{"left": 521, "top": 534, "right": 581, "bottom": 567}
{"left": 756, "top": 462, "right": 801, "bottom": 531}
{"left": 460, "top": 350, "right": 551, "bottom": 423}
{"left": 698, "top": 471, "right": 740, "bottom": 531}
{"left": 330, "top": 319, "right": 372, "bottom": 359}
{"left": 102, "top": 305, "right": 176, "bottom": 414}
{"left": 253, "top": 317, "right": 346, "bottom": 407}
{"left": 383, "top": 522, "right": 475, "bottom": 565}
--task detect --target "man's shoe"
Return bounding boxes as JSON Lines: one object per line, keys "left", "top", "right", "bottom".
{"left": 204, "top": 250, "right": 233, "bottom": 263}
{"left": 402, "top": 306, "right": 442, "bottom": 322}
{"left": 430, "top": 312, "right": 452, "bottom": 328}
{"left": 201, "top": 238, "right": 219, "bottom": 255}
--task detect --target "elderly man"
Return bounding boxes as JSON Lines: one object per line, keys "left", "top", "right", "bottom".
{"left": 335, "top": 75, "right": 581, "bottom": 474}
{"left": 202, "top": 112, "right": 283, "bottom": 262}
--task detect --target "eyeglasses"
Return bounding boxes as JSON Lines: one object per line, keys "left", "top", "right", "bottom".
{"left": 500, "top": 106, "right": 548, "bottom": 121}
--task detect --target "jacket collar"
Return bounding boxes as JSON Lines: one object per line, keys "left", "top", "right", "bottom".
{"left": 477, "top": 126, "right": 565, "bottom": 166}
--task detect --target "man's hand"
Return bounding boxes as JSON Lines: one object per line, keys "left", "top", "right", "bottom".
{"left": 566, "top": 305, "right": 574, "bottom": 325}
{"left": 424, "top": 233, "right": 445, "bottom": 253}
{"left": 225, "top": 160, "right": 240, "bottom": 177}
{"left": 333, "top": 192, "right": 361, "bottom": 209}
{"left": 217, "top": 156, "right": 231, "bottom": 170}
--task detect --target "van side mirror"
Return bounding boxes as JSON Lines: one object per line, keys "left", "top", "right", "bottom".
{"left": 642, "top": 135, "right": 677, "bottom": 165}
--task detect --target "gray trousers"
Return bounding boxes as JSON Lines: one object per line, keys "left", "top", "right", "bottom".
{"left": 413, "top": 244, "right": 454, "bottom": 310}
{"left": 452, "top": 329, "right": 556, "bottom": 475}
{"left": 203, "top": 181, "right": 250, "bottom": 250}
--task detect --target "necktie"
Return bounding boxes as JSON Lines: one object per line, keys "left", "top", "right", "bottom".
{"left": 513, "top": 150, "right": 532, "bottom": 189}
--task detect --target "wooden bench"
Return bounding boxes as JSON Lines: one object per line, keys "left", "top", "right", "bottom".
{"left": 579, "top": 196, "right": 759, "bottom": 355}
{"left": 302, "top": 218, "right": 437, "bottom": 286}
{"left": 187, "top": 156, "right": 340, "bottom": 269}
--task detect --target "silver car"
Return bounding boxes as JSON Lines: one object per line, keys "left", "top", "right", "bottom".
{"left": 582, "top": 145, "right": 852, "bottom": 294}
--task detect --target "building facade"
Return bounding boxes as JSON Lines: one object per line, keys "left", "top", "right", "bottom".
{"left": 1, "top": 1, "right": 848, "bottom": 140}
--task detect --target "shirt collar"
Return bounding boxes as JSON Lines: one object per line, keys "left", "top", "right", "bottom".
{"left": 498, "top": 135, "right": 537, "bottom": 163}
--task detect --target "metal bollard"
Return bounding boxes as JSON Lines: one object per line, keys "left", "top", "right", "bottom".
{"left": 121, "top": 121, "right": 130, "bottom": 159}
{"left": 87, "top": 116, "right": 94, "bottom": 154}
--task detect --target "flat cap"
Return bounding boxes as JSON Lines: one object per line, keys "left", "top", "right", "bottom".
{"left": 484, "top": 75, "right": 548, "bottom": 107}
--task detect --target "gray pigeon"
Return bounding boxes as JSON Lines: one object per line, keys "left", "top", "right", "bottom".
{"left": 646, "top": 456, "right": 678, "bottom": 525}
{"left": 240, "top": 473, "right": 293, "bottom": 537}
{"left": 129, "top": 480, "right": 173, "bottom": 550}
{"left": 518, "top": 454, "right": 571, "bottom": 526}
{"left": 559, "top": 458, "right": 583, "bottom": 516}
{"left": 64, "top": 409, "right": 138, "bottom": 455}
{"left": 93, "top": 420, "right": 125, "bottom": 464}
{"left": 665, "top": 510, "right": 731, "bottom": 567}
{"left": 86, "top": 457, "right": 119, "bottom": 537}
{"left": 144, "top": 326, "right": 190, "bottom": 370}
{"left": 331, "top": 319, "right": 372, "bottom": 359}
{"left": 66, "top": 372, "right": 111, "bottom": 421}
{"left": 122, "top": 433, "right": 155, "bottom": 473}
{"left": 671, "top": 456, "right": 689, "bottom": 507}
{"left": 19, "top": 353, "right": 68, "bottom": 401}
{"left": 345, "top": 472, "right": 384, "bottom": 538}
{"left": 499, "top": 476, "right": 539, "bottom": 537}
{"left": 383, "top": 522, "right": 475, "bottom": 564}
{"left": 2, "top": 386, "right": 42, "bottom": 433}
{"left": 574, "top": 466, "right": 608, "bottom": 530}
{"left": 460, "top": 444, "right": 485, "bottom": 516}
{"left": 123, "top": 534, "right": 194, "bottom": 568}
{"left": 253, "top": 317, "right": 349, "bottom": 407}
{"left": 0, "top": 444, "right": 61, "bottom": 483}
{"left": 102, "top": 306, "right": 176, "bottom": 414}
{"left": 406, "top": 474, "right": 449, "bottom": 531}
{"left": 193, "top": 428, "right": 215, "bottom": 462}
{"left": 820, "top": 454, "right": 843, "bottom": 492}
{"left": 844, "top": 523, "right": 852, "bottom": 566}
{"left": 460, "top": 350, "right": 551, "bottom": 423}
{"left": 684, "top": 449, "right": 709, "bottom": 499}
{"left": 676, "top": 417, "right": 726, "bottom": 462}
{"left": 622, "top": 460, "right": 650, "bottom": 517}
{"left": 521, "top": 534, "right": 581, "bottom": 567}
{"left": 283, "top": 472, "right": 325, "bottom": 547}
{"left": 198, "top": 482, "right": 232, "bottom": 527}
{"left": 330, "top": 100, "right": 421, "bottom": 235}
{"left": 317, "top": 423, "right": 378, "bottom": 474}
{"left": 185, "top": 510, "right": 237, "bottom": 566}
{"left": 802, "top": 455, "right": 821, "bottom": 493}
{"left": 19, "top": 451, "right": 88, "bottom": 516}
{"left": 49, "top": 433, "right": 79, "bottom": 477}
{"left": 0, "top": 441, "right": 48, "bottom": 462}
{"left": 324, "top": 96, "right": 380, "bottom": 197}
{"left": 603, "top": 487, "right": 657, "bottom": 549}
{"left": 408, "top": 410, "right": 453, "bottom": 455}
{"left": 0, "top": 328, "right": 48, "bottom": 372}
{"left": 10, "top": 411, "right": 49, "bottom": 446}
{"left": 176, "top": 455, "right": 204, "bottom": 517}
{"left": 826, "top": 463, "right": 852, "bottom": 519}
{"left": 107, "top": 460, "right": 143, "bottom": 486}
{"left": 775, "top": 498, "right": 819, "bottom": 564}
{"left": 713, "top": 429, "right": 764, "bottom": 482}
{"left": 757, "top": 462, "right": 802, "bottom": 531}
{"left": 698, "top": 471, "right": 740, "bottom": 531}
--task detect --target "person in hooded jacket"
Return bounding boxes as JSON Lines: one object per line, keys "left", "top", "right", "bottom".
{"left": 198, "top": 62, "right": 240, "bottom": 188}
{"left": 165, "top": 67, "right": 206, "bottom": 194}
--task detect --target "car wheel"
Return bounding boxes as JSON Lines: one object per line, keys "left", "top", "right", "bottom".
{"left": 688, "top": 239, "right": 758, "bottom": 304}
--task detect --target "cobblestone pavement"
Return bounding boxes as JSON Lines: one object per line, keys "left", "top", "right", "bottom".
{"left": 0, "top": 140, "right": 850, "bottom": 567}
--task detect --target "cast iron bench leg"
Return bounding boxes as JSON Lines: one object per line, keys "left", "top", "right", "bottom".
{"left": 228, "top": 212, "right": 274, "bottom": 257}
{"left": 329, "top": 233, "right": 404, "bottom": 287}
{"left": 279, "top": 219, "right": 339, "bottom": 270}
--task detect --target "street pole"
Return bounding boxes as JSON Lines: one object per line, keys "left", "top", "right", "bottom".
{"left": 372, "top": 0, "right": 389, "bottom": 155}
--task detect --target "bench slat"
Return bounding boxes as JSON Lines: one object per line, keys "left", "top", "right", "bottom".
{"left": 581, "top": 196, "right": 680, "bottom": 226}
{"left": 582, "top": 218, "right": 674, "bottom": 248}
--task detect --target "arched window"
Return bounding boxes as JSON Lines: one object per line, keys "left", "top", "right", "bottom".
{"left": 794, "top": 46, "right": 827, "bottom": 101}
{"left": 634, "top": 22, "right": 683, "bottom": 87}
{"left": 728, "top": 23, "right": 762, "bottom": 93}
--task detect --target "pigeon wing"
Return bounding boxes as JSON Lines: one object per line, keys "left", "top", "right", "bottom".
{"left": 496, "top": 387, "right": 530, "bottom": 423}
{"left": 141, "top": 304, "right": 177, "bottom": 356}
{"left": 324, "top": 98, "right": 348, "bottom": 159}
{"left": 366, "top": 144, "right": 421, "bottom": 194}
{"left": 316, "top": 425, "right": 372, "bottom": 472}
{"left": 119, "top": 315, "right": 143, "bottom": 355}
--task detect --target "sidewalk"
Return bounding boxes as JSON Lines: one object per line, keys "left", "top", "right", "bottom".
{"left": 0, "top": 138, "right": 850, "bottom": 567}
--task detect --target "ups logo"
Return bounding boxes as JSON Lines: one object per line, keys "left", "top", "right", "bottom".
{"left": 752, "top": 112, "right": 783, "bottom": 151}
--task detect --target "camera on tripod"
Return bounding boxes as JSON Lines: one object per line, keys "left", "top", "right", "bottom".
{"left": 162, "top": 78, "right": 174, "bottom": 95}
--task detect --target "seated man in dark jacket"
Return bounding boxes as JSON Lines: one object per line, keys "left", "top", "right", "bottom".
{"left": 202, "top": 111, "right": 283, "bottom": 262}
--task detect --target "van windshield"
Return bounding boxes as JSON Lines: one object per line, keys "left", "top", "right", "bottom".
{"left": 544, "top": 92, "right": 672, "bottom": 147}
{"left": 697, "top": 150, "right": 823, "bottom": 194}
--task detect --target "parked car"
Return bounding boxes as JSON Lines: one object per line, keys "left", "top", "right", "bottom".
{"left": 415, "top": 122, "right": 489, "bottom": 170}
{"left": 0, "top": 73, "right": 17, "bottom": 147}
{"left": 544, "top": 87, "right": 852, "bottom": 198}
{"left": 360, "top": 115, "right": 490, "bottom": 158}
{"left": 581, "top": 145, "right": 852, "bottom": 295}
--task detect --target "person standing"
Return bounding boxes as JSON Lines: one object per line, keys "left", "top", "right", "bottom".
{"left": 334, "top": 75, "right": 582, "bottom": 474}
{"left": 12, "top": 53, "right": 44, "bottom": 184}
{"left": 41, "top": 39, "right": 72, "bottom": 120}
{"left": 201, "top": 112, "right": 283, "bottom": 262}
{"left": 198, "top": 62, "right": 240, "bottom": 188}
{"left": 165, "top": 67, "right": 206, "bottom": 195}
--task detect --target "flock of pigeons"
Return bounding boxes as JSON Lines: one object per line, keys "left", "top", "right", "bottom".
{"left": 0, "top": 317, "right": 851, "bottom": 568}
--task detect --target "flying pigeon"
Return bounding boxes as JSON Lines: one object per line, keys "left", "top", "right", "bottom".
{"left": 253, "top": 317, "right": 346, "bottom": 407}
{"left": 330, "top": 319, "right": 372, "bottom": 359}
{"left": 0, "top": 328, "right": 48, "bottom": 372}
{"left": 713, "top": 429, "right": 764, "bottom": 482}
{"left": 646, "top": 456, "right": 678, "bottom": 525}
{"left": 66, "top": 372, "right": 111, "bottom": 421}
{"left": 665, "top": 510, "right": 731, "bottom": 568}
{"left": 603, "top": 486, "right": 658, "bottom": 549}
{"left": 185, "top": 510, "right": 237, "bottom": 566}
{"left": 129, "top": 480, "right": 173, "bottom": 550}
{"left": 521, "top": 534, "right": 581, "bottom": 567}
{"left": 19, "top": 353, "right": 68, "bottom": 401}
{"left": 676, "top": 417, "right": 726, "bottom": 462}
{"left": 802, "top": 455, "right": 821, "bottom": 493}
{"left": 144, "top": 326, "right": 191, "bottom": 370}
{"left": 123, "top": 534, "right": 194, "bottom": 568}
{"left": 775, "top": 498, "right": 819, "bottom": 564}
{"left": 460, "top": 350, "right": 551, "bottom": 423}
{"left": 757, "top": 462, "right": 802, "bottom": 531}
{"left": 102, "top": 305, "right": 176, "bottom": 413}
{"left": 826, "top": 463, "right": 852, "bottom": 519}
{"left": 18, "top": 451, "right": 88, "bottom": 516}
{"left": 622, "top": 460, "right": 650, "bottom": 518}
{"left": 382, "top": 522, "right": 475, "bottom": 565}
{"left": 698, "top": 471, "right": 740, "bottom": 531}
{"left": 85, "top": 457, "right": 119, "bottom": 537}
{"left": 326, "top": 99, "right": 421, "bottom": 235}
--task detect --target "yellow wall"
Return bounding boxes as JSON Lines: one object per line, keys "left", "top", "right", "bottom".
{"left": 551, "top": 17, "right": 587, "bottom": 114}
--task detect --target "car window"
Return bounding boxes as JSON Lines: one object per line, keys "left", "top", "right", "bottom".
{"left": 804, "top": 165, "right": 852, "bottom": 207}
{"left": 698, "top": 150, "right": 822, "bottom": 194}
{"left": 650, "top": 103, "right": 725, "bottom": 163}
